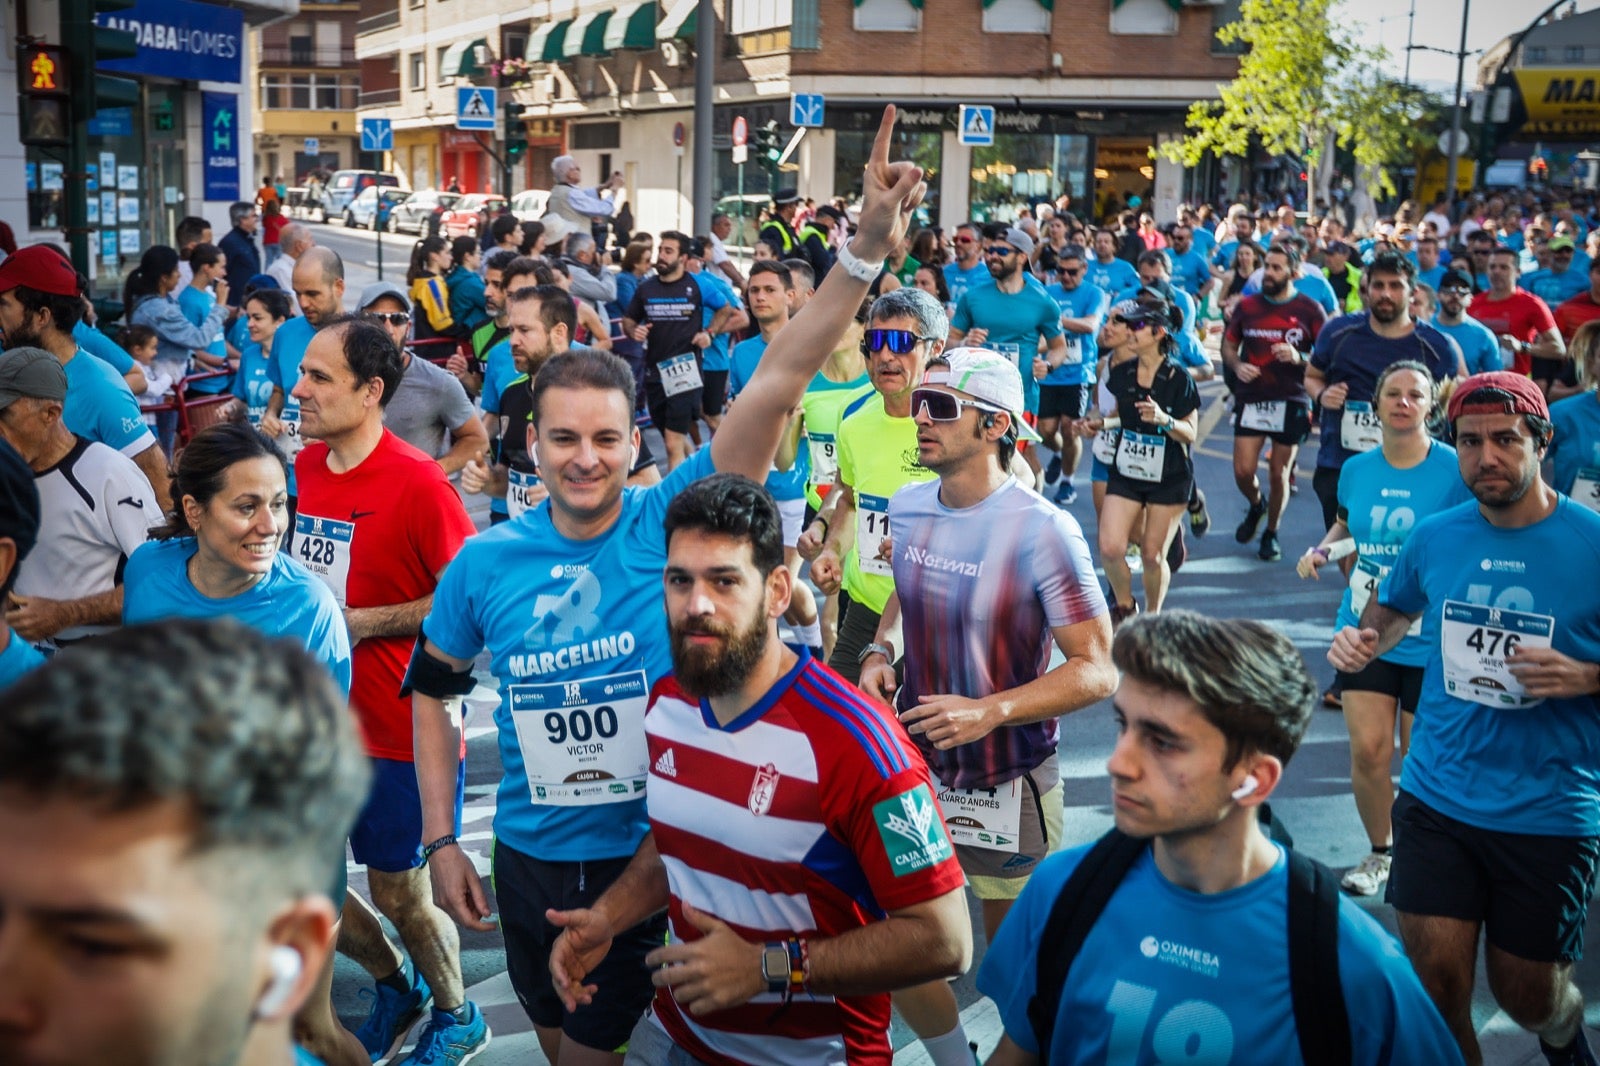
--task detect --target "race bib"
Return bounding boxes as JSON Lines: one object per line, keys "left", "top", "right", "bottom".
{"left": 292, "top": 512, "right": 353, "bottom": 607}
{"left": 1349, "top": 558, "right": 1422, "bottom": 637}
{"left": 1341, "top": 401, "right": 1382, "bottom": 453}
{"left": 1440, "top": 600, "right": 1555, "bottom": 709}
{"left": 1116, "top": 430, "right": 1165, "bottom": 483}
{"left": 857, "top": 493, "right": 893, "bottom": 577}
{"left": 1572, "top": 467, "right": 1600, "bottom": 515}
{"left": 507, "top": 466, "right": 541, "bottom": 520}
{"left": 990, "top": 342, "right": 1021, "bottom": 368}
{"left": 1241, "top": 400, "right": 1287, "bottom": 433}
{"left": 935, "top": 779, "right": 1023, "bottom": 853}
{"left": 1092, "top": 427, "right": 1120, "bottom": 466}
{"left": 659, "top": 352, "right": 703, "bottom": 398}
{"left": 1062, "top": 333, "right": 1083, "bottom": 367}
{"left": 509, "top": 671, "right": 650, "bottom": 805}
{"left": 279, "top": 399, "right": 306, "bottom": 461}
{"left": 807, "top": 432, "right": 839, "bottom": 487}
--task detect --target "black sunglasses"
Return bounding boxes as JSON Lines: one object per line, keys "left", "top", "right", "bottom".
{"left": 910, "top": 388, "right": 1003, "bottom": 422}
{"left": 863, "top": 329, "right": 933, "bottom": 355}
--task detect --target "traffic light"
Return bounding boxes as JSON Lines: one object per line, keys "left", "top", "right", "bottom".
{"left": 19, "top": 43, "right": 69, "bottom": 147}
{"left": 505, "top": 100, "right": 528, "bottom": 164}
{"left": 755, "top": 120, "right": 782, "bottom": 172}
{"left": 61, "top": 0, "right": 140, "bottom": 113}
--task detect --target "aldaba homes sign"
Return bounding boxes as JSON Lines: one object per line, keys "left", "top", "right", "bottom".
{"left": 95, "top": 0, "right": 244, "bottom": 85}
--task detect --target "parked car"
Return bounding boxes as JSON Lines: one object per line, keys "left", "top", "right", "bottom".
{"left": 713, "top": 194, "right": 770, "bottom": 249}
{"left": 510, "top": 188, "right": 550, "bottom": 223}
{"left": 320, "top": 170, "right": 406, "bottom": 223}
{"left": 345, "top": 186, "right": 412, "bottom": 230}
{"left": 386, "top": 189, "right": 461, "bottom": 236}
{"left": 438, "top": 194, "right": 507, "bottom": 239}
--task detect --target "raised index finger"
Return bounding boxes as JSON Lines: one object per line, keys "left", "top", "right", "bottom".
{"left": 867, "top": 105, "right": 899, "bottom": 180}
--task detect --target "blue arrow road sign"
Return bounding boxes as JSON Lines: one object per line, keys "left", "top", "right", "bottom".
{"left": 959, "top": 105, "right": 995, "bottom": 147}
{"left": 790, "top": 93, "right": 825, "bottom": 128}
{"left": 456, "top": 86, "right": 497, "bottom": 131}
{"left": 361, "top": 117, "right": 393, "bottom": 152}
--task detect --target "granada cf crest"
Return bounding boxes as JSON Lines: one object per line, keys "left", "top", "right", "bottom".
{"left": 747, "top": 763, "right": 780, "bottom": 817}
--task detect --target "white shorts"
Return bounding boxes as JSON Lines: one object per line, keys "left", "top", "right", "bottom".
{"left": 778, "top": 496, "right": 806, "bottom": 549}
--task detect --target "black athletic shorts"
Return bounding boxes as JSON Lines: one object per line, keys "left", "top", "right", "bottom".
{"left": 1105, "top": 471, "right": 1194, "bottom": 507}
{"left": 644, "top": 379, "right": 703, "bottom": 436}
{"left": 700, "top": 370, "right": 730, "bottom": 417}
{"left": 1388, "top": 790, "right": 1600, "bottom": 963}
{"left": 1232, "top": 398, "right": 1313, "bottom": 446}
{"left": 495, "top": 843, "right": 667, "bottom": 1050}
{"left": 1337, "top": 657, "right": 1423, "bottom": 713}
{"left": 1038, "top": 384, "right": 1091, "bottom": 422}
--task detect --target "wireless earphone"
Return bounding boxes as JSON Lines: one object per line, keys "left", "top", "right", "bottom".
{"left": 1231, "top": 774, "right": 1260, "bottom": 802}
{"left": 253, "top": 945, "right": 304, "bottom": 1019}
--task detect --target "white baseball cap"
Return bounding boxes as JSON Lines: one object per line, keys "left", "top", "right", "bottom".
{"left": 921, "top": 346, "right": 1042, "bottom": 442}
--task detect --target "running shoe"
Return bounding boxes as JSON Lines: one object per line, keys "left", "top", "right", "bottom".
{"left": 1289, "top": 469, "right": 1300, "bottom": 496}
{"left": 355, "top": 966, "right": 433, "bottom": 1064}
{"left": 1187, "top": 488, "right": 1211, "bottom": 537}
{"left": 1340, "top": 852, "right": 1392, "bottom": 897}
{"left": 1045, "top": 455, "right": 1062, "bottom": 485}
{"left": 1109, "top": 600, "right": 1141, "bottom": 629}
{"left": 1235, "top": 499, "right": 1267, "bottom": 544}
{"left": 1322, "top": 686, "right": 1344, "bottom": 710}
{"left": 1258, "top": 530, "right": 1282, "bottom": 561}
{"left": 395, "top": 1003, "right": 490, "bottom": 1066}
{"left": 1541, "top": 1032, "right": 1600, "bottom": 1066}
{"left": 1053, "top": 481, "right": 1078, "bottom": 507}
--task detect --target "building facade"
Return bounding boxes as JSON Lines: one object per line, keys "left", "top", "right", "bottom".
{"left": 251, "top": 0, "right": 362, "bottom": 183}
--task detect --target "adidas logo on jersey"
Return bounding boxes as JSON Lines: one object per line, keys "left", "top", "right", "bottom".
{"left": 654, "top": 748, "right": 678, "bottom": 778}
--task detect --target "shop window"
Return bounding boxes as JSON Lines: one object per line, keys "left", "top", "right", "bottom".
{"left": 409, "top": 52, "right": 425, "bottom": 89}
{"left": 971, "top": 133, "right": 1088, "bottom": 223}
{"left": 833, "top": 127, "right": 941, "bottom": 220}
{"left": 1110, "top": 0, "right": 1178, "bottom": 36}
{"left": 983, "top": 0, "right": 1051, "bottom": 34}
{"left": 854, "top": 0, "right": 921, "bottom": 33}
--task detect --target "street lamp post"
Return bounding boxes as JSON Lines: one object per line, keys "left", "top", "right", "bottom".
{"left": 1444, "top": 0, "right": 1472, "bottom": 216}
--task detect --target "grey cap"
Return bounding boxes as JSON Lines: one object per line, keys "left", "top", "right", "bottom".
{"left": 356, "top": 281, "right": 411, "bottom": 313}
{"left": 1003, "top": 226, "right": 1035, "bottom": 258}
{"left": 0, "top": 348, "right": 68, "bottom": 411}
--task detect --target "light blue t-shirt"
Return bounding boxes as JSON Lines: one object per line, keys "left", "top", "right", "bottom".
{"left": 1173, "top": 329, "right": 1211, "bottom": 373}
{"left": 122, "top": 538, "right": 352, "bottom": 696}
{"left": 978, "top": 842, "right": 1465, "bottom": 1066}
{"left": 177, "top": 285, "right": 232, "bottom": 394}
{"left": 1334, "top": 442, "right": 1471, "bottom": 666}
{"left": 1167, "top": 248, "right": 1211, "bottom": 299}
{"left": 72, "top": 320, "right": 135, "bottom": 375}
{"left": 1417, "top": 264, "right": 1449, "bottom": 293}
{"left": 1380, "top": 497, "right": 1600, "bottom": 835}
{"left": 942, "top": 260, "right": 993, "bottom": 309}
{"left": 1084, "top": 257, "right": 1139, "bottom": 300}
{"left": 1431, "top": 315, "right": 1504, "bottom": 376}
{"left": 1191, "top": 226, "right": 1217, "bottom": 261}
{"left": 232, "top": 341, "right": 276, "bottom": 425}
{"left": 0, "top": 629, "right": 46, "bottom": 691}
{"left": 56, "top": 349, "right": 155, "bottom": 459}
{"left": 422, "top": 447, "right": 717, "bottom": 861}
{"left": 729, "top": 334, "right": 809, "bottom": 501}
{"left": 1549, "top": 390, "right": 1600, "bottom": 505}
{"left": 1523, "top": 266, "right": 1589, "bottom": 307}
{"left": 693, "top": 271, "right": 739, "bottom": 373}
{"left": 1212, "top": 237, "right": 1242, "bottom": 270}
{"left": 952, "top": 278, "right": 1064, "bottom": 415}
{"left": 480, "top": 337, "right": 517, "bottom": 517}
{"left": 265, "top": 316, "right": 316, "bottom": 495}
{"left": 1042, "top": 282, "right": 1107, "bottom": 387}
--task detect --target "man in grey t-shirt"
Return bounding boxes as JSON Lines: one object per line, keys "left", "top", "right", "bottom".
{"left": 357, "top": 282, "right": 487, "bottom": 472}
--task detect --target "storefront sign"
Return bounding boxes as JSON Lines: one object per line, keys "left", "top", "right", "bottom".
{"left": 88, "top": 108, "right": 134, "bottom": 137}
{"left": 830, "top": 105, "right": 1182, "bottom": 138}
{"left": 202, "top": 92, "right": 240, "bottom": 200}
{"left": 1508, "top": 68, "right": 1600, "bottom": 137}
{"left": 96, "top": 0, "right": 244, "bottom": 85}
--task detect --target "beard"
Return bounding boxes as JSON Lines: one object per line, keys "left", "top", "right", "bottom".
{"left": 3, "top": 320, "right": 43, "bottom": 350}
{"left": 1468, "top": 462, "right": 1537, "bottom": 509}
{"left": 1370, "top": 298, "right": 1403, "bottom": 324}
{"left": 669, "top": 609, "right": 770, "bottom": 699}
{"left": 1262, "top": 275, "right": 1287, "bottom": 298}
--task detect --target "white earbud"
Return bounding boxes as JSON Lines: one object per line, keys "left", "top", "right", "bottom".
{"left": 1231, "top": 774, "right": 1260, "bottom": 802}
{"left": 629, "top": 444, "right": 639, "bottom": 469}
{"left": 254, "top": 945, "right": 304, "bottom": 1019}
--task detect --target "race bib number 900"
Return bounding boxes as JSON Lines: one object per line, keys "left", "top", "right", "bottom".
{"left": 509, "top": 671, "right": 650, "bottom": 805}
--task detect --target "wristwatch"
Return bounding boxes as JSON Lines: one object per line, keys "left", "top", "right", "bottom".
{"left": 835, "top": 242, "right": 885, "bottom": 283}
{"left": 858, "top": 641, "right": 895, "bottom": 665}
{"left": 762, "top": 943, "right": 792, "bottom": 995}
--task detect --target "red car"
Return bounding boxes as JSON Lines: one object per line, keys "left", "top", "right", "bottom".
{"left": 438, "top": 194, "right": 507, "bottom": 239}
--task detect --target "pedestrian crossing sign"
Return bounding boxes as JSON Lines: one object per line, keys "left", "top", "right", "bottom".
{"left": 959, "top": 104, "right": 995, "bottom": 147}
{"left": 456, "top": 86, "right": 497, "bottom": 131}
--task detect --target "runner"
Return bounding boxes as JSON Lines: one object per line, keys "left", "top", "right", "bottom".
{"left": 1222, "top": 242, "right": 1328, "bottom": 562}
{"left": 0, "top": 435, "right": 41, "bottom": 689}
{"left": 545, "top": 473, "right": 971, "bottom": 1066}
{"left": 235, "top": 288, "right": 294, "bottom": 425}
{"left": 813, "top": 288, "right": 947, "bottom": 682}
{"left": 290, "top": 315, "right": 486, "bottom": 1065}
{"left": 1549, "top": 323, "right": 1600, "bottom": 514}
{"left": 942, "top": 222, "right": 992, "bottom": 309}
{"left": 477, "top": 256, "right": 555, "bottom": 525}
{"left": 685, "top": 239, "right": 748, "bottom": 434}
{"left": 261, "top": 247, "right": 347, "bottom": 505}
{"left": 977, "top": 611, "right": 1464, "bottom": 1066}
{"left": 1085, "top": 229, "right": 1140, "bottom": 299}
{"left": 407, "top": 106, "right": 927, "bottom": 1066}
{"left": 858, "top": 349, "right": 1115, "bottom": 1064}
{"left": 0, "top": 619, "right": 371, "bottom": 1066}
{"left": 1085, "top": 293, "right": 1199, "bottom": 623}
{"left": 1040, "top": 247, "right": 1109, "bottom": 506}
{"left": 1465, "top": 247, "right": 1566, "bottom": 392}
{"left": 1296, "top": 362, "right": 1469, "bottom": 897}
{"left": 622, "top": 231, "right": 737, "bottom": 468}
{"left": 1330, "top": 372, "right": 1600, "bottom": 1066}
{"left": 1431, "top": 270, "right": 1508, "bottom": 376}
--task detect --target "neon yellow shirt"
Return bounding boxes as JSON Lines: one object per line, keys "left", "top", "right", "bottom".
{"left": 799, "top": 371, "right": 874, "bottom": 511}
{"left": 836, "top": 395, "right": 937, "bottom": 614}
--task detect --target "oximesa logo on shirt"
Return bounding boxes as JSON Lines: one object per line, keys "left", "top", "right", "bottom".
{"left": 1137, "top": 935, "right": 1221, "bottom": 978}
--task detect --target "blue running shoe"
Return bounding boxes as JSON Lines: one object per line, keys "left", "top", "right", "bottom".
{"left": 1053, "top": 481, "right": 1078, "bottom": 507}
{"left": 396, "top": 1003, "right": 491, "bottom": 1065}
{"left": 355, "top": 966, "right": 433, "bottom": 1064}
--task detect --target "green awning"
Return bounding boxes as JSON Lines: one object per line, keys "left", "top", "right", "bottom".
{"left": 564, "top": 10, "right": 612, "bottom": 57}
{"left": 604, "top": 2, "right": 658, "bottom": 49}
{"left": 441, "top": 37, "right": 488, "bottom": 77}
{"left": 531, "top": 19, "right": 572, "bottom": 62}
{"left": 657, "top": 0, "right": 698, "bottom": 40}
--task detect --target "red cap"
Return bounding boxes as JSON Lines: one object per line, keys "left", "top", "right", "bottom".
{"left": 0, "top": 246, "right": 82, "bottom": 297}
{"left": 1447, "top": 371, "right": 1550, "bottom": 424}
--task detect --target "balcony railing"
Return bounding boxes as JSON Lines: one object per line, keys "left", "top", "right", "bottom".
{"left": 357, "top": 8, "right": 400, "bottom": 35}
{"left": 260, "top": 45, "right": 357, "bottom": 67}
{"left": 359, "top": 86, "right": 401, "bottom": 106}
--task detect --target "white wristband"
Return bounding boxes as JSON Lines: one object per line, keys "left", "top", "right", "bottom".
{"left": 835, "top": 242, "right": 885, "bottom": 283}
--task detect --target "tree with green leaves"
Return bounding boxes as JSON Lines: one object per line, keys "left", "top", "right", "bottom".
{"left": 1159, "top": 0, "right": 1435, "bottom": 213}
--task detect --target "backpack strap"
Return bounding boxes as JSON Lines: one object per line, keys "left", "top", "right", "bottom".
{"left": 1286, "top": 849, "right": 1352, "bottom": 1066}
{"left": 1027, "top": 830, "right": 1147, "bottom": 1065}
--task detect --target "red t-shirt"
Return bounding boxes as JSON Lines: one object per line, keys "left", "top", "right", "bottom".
{"left": 1555, "top": 291, "right": 1600, "bottom": 342}
{"left": 263, "top": 212, "right": 289, "bottom": 247}
{"left": 1467, "top": 290, "right": 1555, "bottom": 375}
{"left": 294, "top": 430, "right": 475, "bottom": 760}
